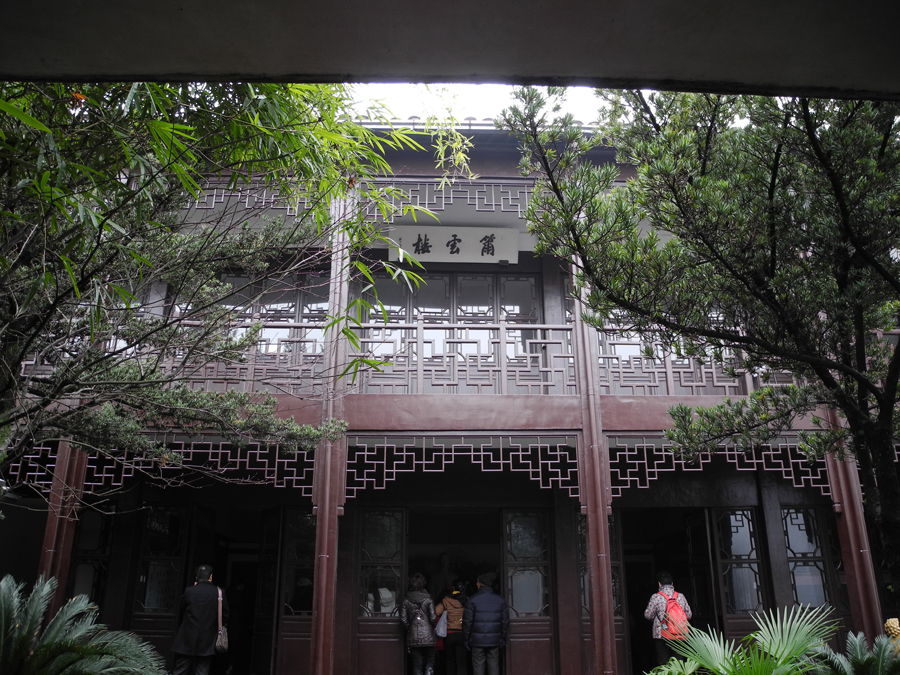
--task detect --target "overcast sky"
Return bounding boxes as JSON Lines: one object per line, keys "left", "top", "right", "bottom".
{"left": 352, "top": 83, "right": 603, "bottom": 126}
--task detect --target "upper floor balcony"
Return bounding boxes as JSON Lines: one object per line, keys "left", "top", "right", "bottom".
{"left": 166, "top": 315, "right": 779, "bottom": 398}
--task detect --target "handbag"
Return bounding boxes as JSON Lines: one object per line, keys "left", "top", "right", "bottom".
{"left": 215, "top": 587, "right": 229, "bottom": 653}
{"left": 435, "top": 609, "right": 448, "bottom": 638}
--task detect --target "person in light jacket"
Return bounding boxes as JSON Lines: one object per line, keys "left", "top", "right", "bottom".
{"left": 436, "top": 578, "right": 468, "bottom": 675}
{"left": 644, "top": 570, "right": 692, "bottom": 667}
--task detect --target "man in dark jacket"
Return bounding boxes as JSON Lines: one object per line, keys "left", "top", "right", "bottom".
{"left": 462, "top": 572, "right": 509, "bottom": 675}
{"left": 171, "top": 564, "right": 229, "bottom": 675}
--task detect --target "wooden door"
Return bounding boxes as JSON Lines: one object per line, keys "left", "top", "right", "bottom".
{"left": 276, "top": 509, "right": 316, "bottom": 675}
{"left": 252, "top": 507, "right": 283, "bottom": 675}
{"left": 354, "top": 509, "right": 406, "bottom": 675}
{"left": 711, "top": 508, "right": 767, "bottom": 640}
{"left": 685, "top": 511, "right": 721, "bottom": 634}
{"left": 503, "top": 509, "right": 556, "bottom": 675}
{"left": 123, "top": 504, "right": 223, "bottom": 661}
{"left": 128, "top": 506, "right": 190, "bottom": 656}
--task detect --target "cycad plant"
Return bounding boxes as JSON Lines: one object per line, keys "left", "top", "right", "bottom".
{"left": 0, "top": 575, "right": 165, "bottom": 675}
{"left": 660, "top": 605, "right": 838, "bottom": 675}
{"left": 811, "top": 631, "right": 900, "bottom": 675}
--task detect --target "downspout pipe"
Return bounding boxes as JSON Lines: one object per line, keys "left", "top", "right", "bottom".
{"left": 573, "top": 275, "right": 617, "bottom": 675}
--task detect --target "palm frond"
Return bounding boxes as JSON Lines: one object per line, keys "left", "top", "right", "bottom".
{"left": 0, "top": 575, "right": 26, "bottom": 667}
{"left": 671, "top": 627, "right": 739, "bottom": 675}
{"left": 843, "top": 633, "right": 873, "bottom": 670}
{"left": 871, "top": 635, "right": 900, "bottom": 675}
{"left": 811, "top": 631, "right": 900, "bottom": 675}
{"left": 811, "top": 644, "right": 853, "bottom": 675}
{"left": 0, "top": 575, "right": 166, "bottom": 675}
{"left": 753, "top": 605, "right": 837, "bottom": 663}
{"left": 39, "top": 595, "right": 100, "bottom": 648}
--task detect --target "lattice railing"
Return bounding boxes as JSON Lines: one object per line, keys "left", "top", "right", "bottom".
{"left": 348, "top": 322, "right": 577, "bottom": 395}
{"left": 346, "top": 435, "right": 579, "bottom": 498}
{"left": 160, "top": 321, "right": 328, "bottom": 396}
{"left": 595, "top": 330, "right": 798, "bottom": 396}
{"left": 606, "top": 435, "right": 831, "bottom": 498}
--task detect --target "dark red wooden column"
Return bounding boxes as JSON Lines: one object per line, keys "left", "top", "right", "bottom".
{"left": 825, "top": 452, "right": 882, "bottom": 641}
{"left": 310, "top": 436, "right": 345, "bottom": 675}
{"left": 574, "top": 292, "right": 617, "bottom": 675}
{"left": 310, "top": 206, "right": 352, "bottom": 675}
{"left": 38, "top": 441, "right": 88, "bottom": 616}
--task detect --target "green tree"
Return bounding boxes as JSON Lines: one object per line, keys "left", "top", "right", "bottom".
{"left": 0, "top": 574, "right": 166, "bottom": 675}
{"left": 0, "top": 82, "right": 435, "bottom": 494}
{"left": 499, "top": 87, "right": 900, "bottom": 599}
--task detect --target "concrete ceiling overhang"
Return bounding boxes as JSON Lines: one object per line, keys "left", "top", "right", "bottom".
{"left": 3, "top": 0, "right": 899, "bottom": 100}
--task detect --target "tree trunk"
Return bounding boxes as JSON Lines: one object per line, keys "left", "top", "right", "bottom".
{"left": 865, "top": 423, "right": 900, "bottom": 612}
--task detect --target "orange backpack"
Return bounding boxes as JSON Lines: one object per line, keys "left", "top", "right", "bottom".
{"left": 660, "top": 592, "right": 690, "bottom": 640}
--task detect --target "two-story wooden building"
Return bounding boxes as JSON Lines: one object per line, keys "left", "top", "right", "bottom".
{"left": 1, "top": 126, "right": 882, "bottom": 675}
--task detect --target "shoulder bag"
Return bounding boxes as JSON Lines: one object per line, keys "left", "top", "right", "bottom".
{"left": 215, "top": 587, "right": 229, "bottom": 653}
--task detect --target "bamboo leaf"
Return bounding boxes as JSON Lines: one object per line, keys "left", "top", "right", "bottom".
{"left": 0, "top": 99, "right": 50, "bottom": 133}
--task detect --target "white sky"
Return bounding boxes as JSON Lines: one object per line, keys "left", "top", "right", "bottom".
{"left": 352, "top": 83, "right": 602, "bottom": 126}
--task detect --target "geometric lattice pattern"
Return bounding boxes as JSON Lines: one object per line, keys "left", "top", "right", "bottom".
{"left": 607, "top": 435, "right": 831, "bottom": 498}
{"left": 606, "top": 437, "right": 711, "bottom": 497}
{"left": 2, "top": 443, "right": 57, "bottom": 491}
{"left": 366, "top": 180, "right": 533, "bottom": 223}
{"left": 720, "top": 442, "right": 830, "bottom": 495}
{"left": 350, "top": 325, "right": 576, "bottom": 395}
{"left": 4, "top": 441, "right": 315, "bottom": 497}
{"left": 166, "top": 339, "right": 327, "bottom": 397}
{"left": 346, "top": 435, "right": 579, "bottom": 498}
{"left": 595, "top": 331, "right": 798, "bottom": 397}
{"left": 189, "top": 179, "right": 317, "bottom": 217}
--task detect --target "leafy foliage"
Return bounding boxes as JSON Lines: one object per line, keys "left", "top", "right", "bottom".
{"left": 661, "top": 605, "right": 837, "bottom": 675}
{"left": 0, "top": 82, "right": 438, "bottom": 494}
{"left": 499, "top": 86, "right": 900, "bottom": 592}
{"left": 0, "top": 575, "right": 166, "bottom": 675}
{"left": 811, "top": 632, "right": 900, "bottom": 675}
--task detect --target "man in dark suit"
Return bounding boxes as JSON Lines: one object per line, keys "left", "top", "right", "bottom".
{"left": 172, "top": 563, "right": 229, "bottom": 675}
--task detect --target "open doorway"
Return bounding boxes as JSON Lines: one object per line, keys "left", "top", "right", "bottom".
{"left": 407, "top": 509, "right": 503, "bottom": 598}
{"left": 211, "top": 504, "right": 279, "bottom": 675}
{"left": 621, "top": 508, "right": 719, "bottom": 674}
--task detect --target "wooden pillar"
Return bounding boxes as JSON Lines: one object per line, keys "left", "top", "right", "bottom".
{"left": 573, "top": 286, "right": 617, "bottom": 675}
{"left": 310, "top": 437, "right": 345, "bottom": 675}
{"left": 38, "top": 441, "right": 87, "bottom": 616}
{"left": 825, "top": 452, "right": 882, "bottom": 642}
{"left": 554, "top": 489, "right": 584, "bottom": 675}
{"left": 310, "top": 199, "right": 353, "bottom": 675}
{"left": 757, "top": 473, "right": 795, "bottom": 608}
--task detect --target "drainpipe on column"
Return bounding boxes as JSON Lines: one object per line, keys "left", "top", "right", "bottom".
{"left": 310, "top": 196, "right": 353, "bottom": 675}
{"left": 824, "top": 450, "right": 882, "bottom": 643}
{"left": 573, "top": 275, "right": 617, "bottom": 675}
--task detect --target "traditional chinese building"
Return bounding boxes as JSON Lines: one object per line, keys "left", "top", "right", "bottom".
{"left": 0, "top": 125, "right": 884, "bottom": 675}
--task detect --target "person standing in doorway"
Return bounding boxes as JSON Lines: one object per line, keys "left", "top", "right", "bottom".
{"left": 436, "top": 579, "right": 468, "bottom": 675}
{"left": 401, "top": 572, "right": 438, "bottom": 675}
{"left": 171, "top": 563, "right": 228, "bottom": 675}
{"left": 462, "top": 572, "right": 509, "bottom": 675}
{"left": 644, "top": 570, "right": 692, "bottom": 667}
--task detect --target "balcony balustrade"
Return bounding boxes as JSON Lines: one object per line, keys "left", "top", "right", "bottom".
{"left": 160, "top": 318, "right": 796, "bottom": 398}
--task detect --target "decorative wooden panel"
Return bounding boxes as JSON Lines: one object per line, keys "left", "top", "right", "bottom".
{"left": 607, "top": 436, "right": 831, "bottom": 498}
{"left": 346, "top": 436, "right": 579, "bottom": 499}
